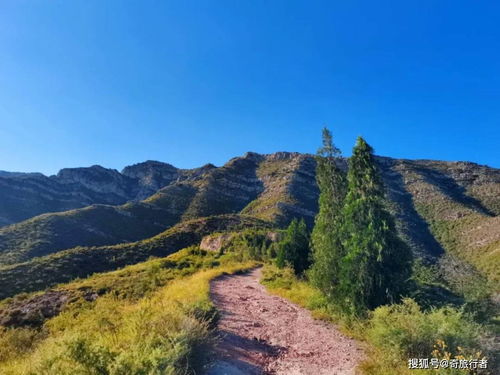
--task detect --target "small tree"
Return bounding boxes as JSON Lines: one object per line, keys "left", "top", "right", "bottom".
{"left": 339, "top": 137, "right": 413, "bottom": 315}
{"left": 309, "top": 128, "right": 347, "bottom": 296}
{"left": 276, "top": 218, "right": 310, "bottom": 275}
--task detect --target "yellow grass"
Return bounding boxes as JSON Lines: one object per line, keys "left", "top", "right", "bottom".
{"left": 0, "top": 254, "right": 257, "bottom": 375}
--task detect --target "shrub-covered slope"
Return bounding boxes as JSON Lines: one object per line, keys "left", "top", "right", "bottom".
{"left": 380, "top": 158, "right": 500, "bottom": 282}
{"left": 0, "top": 155, "right": 263, "bottom": 265}
{"left": 0, "top": 215, "right": 271, "bottom": 299}
{"left": 0, "top": 184, "right": 198, "bottom": 265}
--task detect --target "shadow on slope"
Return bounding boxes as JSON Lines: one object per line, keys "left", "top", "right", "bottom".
{"left": 0, "top": 184, "right": 197, "bottom": 265}
{"left": 378, "top": 159, "right": 446, "bottom": 259}
{"left": 0, "top": 214, "right": 272, "bottom": 299}
{"left": 411, "top": 163, "right": 495, "bottom": 217}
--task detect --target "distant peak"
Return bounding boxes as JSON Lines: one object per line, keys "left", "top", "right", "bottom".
{"left": 57, "top": 165, "right": 120, "bottom": 177}
{"left": 121, "top": 160, "right": 177, "bottom": 175}
{"left": 89, "top": 165, "right": 108, "bottom": 170}
{"left": 243, "top": 151, "right": 264, "bottom": 160}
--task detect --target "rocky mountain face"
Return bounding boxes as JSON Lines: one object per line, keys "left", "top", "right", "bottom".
{"left": 0, "top": 161, "right": 214, "bottom": 227}
{"left": 122, "top": 160, "right": 216, "bottom": 200}
{"left": 379, "top": 158, "right": 500, "bottom": 282}
{"left": 241, "top": 152, "right": 320, "bottom": 225}
{"left": 0, "top": 152, "right": 498, "bottom": 296}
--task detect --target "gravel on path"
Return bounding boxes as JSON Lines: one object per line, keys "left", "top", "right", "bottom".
{"left": 205, "top": 268, "right": 364, "bottom": 375}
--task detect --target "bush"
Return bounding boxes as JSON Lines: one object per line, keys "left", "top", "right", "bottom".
{"left": 0, "top": 327, "right": 44, "bottom": 362}
{"left": 261, "top": 265, "right": 296, "bottom": 290}
{"left": 66, "top": 337, "right": 115, "bottom": 374}
{"left": 223, "top": 229, "right": 275, "bottom": 261}
{"left": 366, "top": 299, "right": 489, "bottom": 373}
{"left": 276, "top": 218, "right": 310, "bottom": 275}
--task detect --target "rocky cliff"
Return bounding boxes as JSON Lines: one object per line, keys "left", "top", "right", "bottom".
{"left": 0, "top": 161, "right": 213, "bottom": 227}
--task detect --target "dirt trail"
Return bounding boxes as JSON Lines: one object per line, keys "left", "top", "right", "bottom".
{"left": 205, "top": 268, "right": 364, "bottom": 375}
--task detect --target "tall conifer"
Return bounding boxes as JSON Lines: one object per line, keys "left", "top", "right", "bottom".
{"left": 309, "top": 128, "right": 347, "bottom": 297}
{"left": 339, "top": 137, "right": 413, "bottom": 315}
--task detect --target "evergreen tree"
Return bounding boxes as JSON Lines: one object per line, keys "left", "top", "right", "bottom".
{"left": 309, "top": 128, "right": 347, "bottom": 297}
{"left": 276, "top": 218, "right": 310, "bottom": 275}
{"left": 339, "top": 137, "right": 413, "bottom": 315}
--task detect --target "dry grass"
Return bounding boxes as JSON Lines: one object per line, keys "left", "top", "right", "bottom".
{"left": 0, "top": 249, "right": 257, "bottom": 375}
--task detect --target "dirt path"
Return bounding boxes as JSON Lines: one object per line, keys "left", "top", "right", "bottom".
{"left": 205, "top": 268, "right": 364, "bottom": 375}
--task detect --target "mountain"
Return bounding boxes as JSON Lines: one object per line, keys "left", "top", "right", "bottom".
{"left": 0, "top": 161, "right": 214, "bottom": 227}
{"left": 0, "top": 152, "right": 498, "bottom": 298}
{"left": 0, "top": 152, "right": 310, "bottom": 265}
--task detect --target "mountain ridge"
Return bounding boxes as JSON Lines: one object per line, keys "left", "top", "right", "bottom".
{"left": 0, "top": 152, "right": 498, "bottom": 296}
{"left": 0, "top": 160, "right": 216, "bottom": 227}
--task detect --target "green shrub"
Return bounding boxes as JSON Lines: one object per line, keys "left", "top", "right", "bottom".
{"left": 66, "top": 337, "right": 115, "bottom": 375}
{"left": 261, "top": 265, "right": 296, "bottom": 290}
{"left": 367, "top": 299, "right": 486, "bottom": 365}
{"left": 412, "top": 259, "right": 442, "bottom": 286}
{"left": 223, "top": 229, "right": 276, "bottom": 261}
{"left": 276, "top": 218, "right": 310, "bottom": 275}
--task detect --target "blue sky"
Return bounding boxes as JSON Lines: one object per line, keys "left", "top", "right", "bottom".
{"left": 1, "top": 0, "right": 499, "bottom": 175}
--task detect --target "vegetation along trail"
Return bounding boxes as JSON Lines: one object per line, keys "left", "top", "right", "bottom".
{"left": 205, "top": 268, "right": 364, "bottom": 375}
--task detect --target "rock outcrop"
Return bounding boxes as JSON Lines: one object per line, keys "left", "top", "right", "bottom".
{"left": 200, "top": 233, "right": 235, "bottom": 252}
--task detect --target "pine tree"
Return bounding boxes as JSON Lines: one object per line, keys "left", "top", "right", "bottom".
{"left": 309, "top": 128, "right": 347, "bottom": 297}
{"left": 276, "top": 218, "right": 310, "bottom": 275}
{"left": 339, "top": 137, "right": 413, "bottom": 315}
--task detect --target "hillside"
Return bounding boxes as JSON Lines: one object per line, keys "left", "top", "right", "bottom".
{"left": 0, "top": 152, "right": 499, "bottom": 297}
{"left": 0, "top": 184, "right": 198, "bottom": 265}
{"left": 0, "top": 215, "right": 271, "bottom": 299}
{"left": 379, "top": 158, "right": 500, "bottom": 282}
{"left": 0, "top": 246, "right": 260, "bottom": 374}
{"left": 240, "top": 152, "right": 319, "bottom": 226}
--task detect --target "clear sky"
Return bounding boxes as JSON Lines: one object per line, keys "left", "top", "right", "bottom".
{"left": 1, "top": 1, "right": 498, "bottom": 175}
